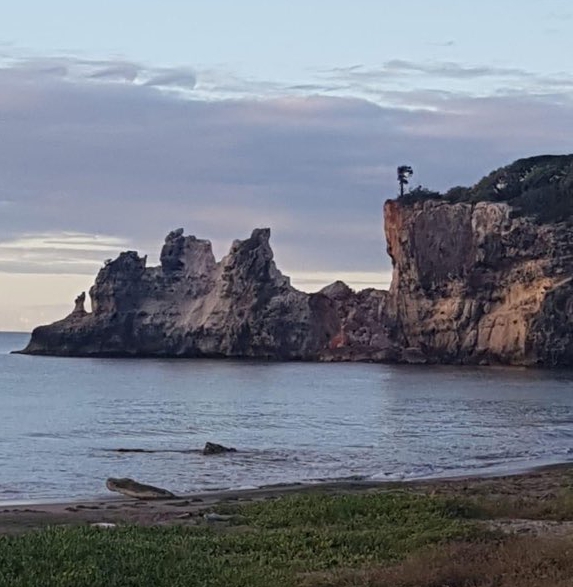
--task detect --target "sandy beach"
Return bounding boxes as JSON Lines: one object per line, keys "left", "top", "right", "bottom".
{"left": 3, "top": 463, "right": 573, "bottom": 536}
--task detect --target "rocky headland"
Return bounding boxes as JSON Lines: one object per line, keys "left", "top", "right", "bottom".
{"left": 19, "top": 154, "right": 573, "bottom": 366}
{"left": 21, "top": 226, "right": 390, "bottom": 360}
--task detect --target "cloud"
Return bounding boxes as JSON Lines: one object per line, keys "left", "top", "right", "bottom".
{"left": 0, "top": 55, "right": 198, "bottom": 91}
{"left": 0, "top": 232, "right": 131, "bottom": 274}
{"left": 1, "top": 53, "right": 573, "bottom": 330}
{"left": 321, "top": 60, "right": 532, "bottom": 82}
{"left": 316, "top": 61, "right": 573, "bottom": 102}
{"left": 5, "top": 52, "right": 566, "bottom": 106}
{"left": 89, "top": 63, "right": 139, "bottom": 82}
{"left": 144, "top": 67, "right": 197, "bottom": 89}
{"left": 384, "top": 60, "right": 530, "bottom": 79}
{"left": 428, "top": 40, "right": 456, "bottom": 48}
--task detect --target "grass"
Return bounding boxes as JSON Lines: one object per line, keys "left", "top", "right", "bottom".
{"left": 304, "top": 536, "right": 573, "bottom": 587}
{"left": 0, "top": 492, "right": 474, "bottom": 587}
{"left": 441, "top": 486, "right": 573, "bottom": 522}
{"left": 3, "top": 487, "right": 573, "bottom": 587}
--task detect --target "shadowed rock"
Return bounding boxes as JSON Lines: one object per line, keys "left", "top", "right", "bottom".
{"left": 19, "top": 228, "right": 390, "bottom": 361}
{"left": 203, "top": 442, "right": 237, "bottom": 455}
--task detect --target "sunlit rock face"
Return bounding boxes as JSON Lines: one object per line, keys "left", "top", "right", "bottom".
{"left": 384, "top": 154, "right": 573, "bottom": 366}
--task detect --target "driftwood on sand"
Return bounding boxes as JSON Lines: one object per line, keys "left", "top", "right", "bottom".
{"left": 106, "top": 477, "right": 176, "bottom": 500}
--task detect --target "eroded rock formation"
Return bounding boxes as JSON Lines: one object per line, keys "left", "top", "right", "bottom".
{"left": 19, "top": 154, "right": 573, "bottom": 366}
{"left": 21, "top": 227, "right": 391, "bottom": 360}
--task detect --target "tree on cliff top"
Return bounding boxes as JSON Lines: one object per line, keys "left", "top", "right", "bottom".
{"left": 397, "top": 165, "right": 413, "bottom": 197}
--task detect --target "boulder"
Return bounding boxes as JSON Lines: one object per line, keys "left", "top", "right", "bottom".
{"left": 203, "top": 442, "right": 237, "bottom": 456}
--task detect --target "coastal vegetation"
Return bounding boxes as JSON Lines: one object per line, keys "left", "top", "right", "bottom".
{"left": 2, "top": 482, "right": 573, "bottom": 586}
{"left": 398, "top": 154, "right": 573, "bottom": 223}
{"left": 0, "top": 492, "right": 476, "bottom": 587}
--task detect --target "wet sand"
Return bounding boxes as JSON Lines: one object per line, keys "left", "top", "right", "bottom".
{"left": 2, "top": 463, "right": 573, "bottom": 535}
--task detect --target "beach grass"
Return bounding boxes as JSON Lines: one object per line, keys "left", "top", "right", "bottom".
{"left": 304, "top": 535, "right": 573, "bottom": 587}
{"left": 443, "top": 488, "right": 573, "bottom": 522}
{"left": 0, "top": 491, "right": 475, "bottom": 587}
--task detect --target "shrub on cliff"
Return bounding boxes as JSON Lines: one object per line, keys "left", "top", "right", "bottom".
{"left": 398, "top": 185, "right": 442, "bottom": 204}
{"left": 397, "top": 154, "right": 573, "bottom": 224}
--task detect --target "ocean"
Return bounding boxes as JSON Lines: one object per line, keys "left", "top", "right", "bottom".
{"left": 2, "top": 331, "right": 573, "bottom": 503}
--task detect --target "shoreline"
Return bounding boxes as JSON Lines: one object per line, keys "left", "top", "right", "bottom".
{"left": 2, "top": 455, "right": 572, "bottom": 508}
{"left": 2, "top": 461, "right": 573, "bottom": 535}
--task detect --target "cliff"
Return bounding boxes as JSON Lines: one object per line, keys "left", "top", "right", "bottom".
{"left": 19, "top": 154, "right": 573, "bottom": 366}
{"left": 20, "top": 228, "right": 391, "bottom": 359}
{"left": 384, "top": 154, "right": 573, "bottom": 366}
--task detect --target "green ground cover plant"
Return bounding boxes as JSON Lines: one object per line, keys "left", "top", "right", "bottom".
{"left": 0, "top": 492, "right": 475, "bottom": 587}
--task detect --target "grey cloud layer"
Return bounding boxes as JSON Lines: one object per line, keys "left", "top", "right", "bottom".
{"left": 324, "top": 61, "right": 532, "bottom": 80}
{"left": 1, "top": 57, "right": 573, "bottom": 279}
{"left": 316, "top": 62, "right": 573, "bottom": 100}
{"left": 0, "top": 233, "right": 130, "bottom": 274}
{"left": 0, "top": 56, "right": 196, "bottom": 89}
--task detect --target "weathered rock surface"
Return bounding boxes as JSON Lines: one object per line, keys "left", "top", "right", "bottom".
{"left": 19, "top": 154, "right": 573, "bottom": 367}
{"left": 20, "top": 228, "right": 391, "bottom": 360}
{"left": 106, "top": 477, "right": 176, "bottom": 500}
{"left": 384, "top": 154, "right": 573, "bottom": 366}
{"left": 318, "top": 281, "right": 390, "bottom": 361}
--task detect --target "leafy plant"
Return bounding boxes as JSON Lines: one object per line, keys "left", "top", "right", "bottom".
{"left": 0, "top": 492, "right": 474, "bottom": 587}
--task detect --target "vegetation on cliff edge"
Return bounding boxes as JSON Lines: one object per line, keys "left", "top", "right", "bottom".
{"left": 398, "top": 154, "right": 573, "bottom": 223}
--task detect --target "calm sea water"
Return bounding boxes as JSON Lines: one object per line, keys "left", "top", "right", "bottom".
{"left": 2, "top": 331, "right": 573, "bottom": 503}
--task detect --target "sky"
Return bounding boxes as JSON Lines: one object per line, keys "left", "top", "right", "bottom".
{"left": 1, "top": 0, "right": 573, "bottom": 331}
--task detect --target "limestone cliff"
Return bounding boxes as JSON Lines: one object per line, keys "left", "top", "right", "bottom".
{"left": 384, "top": 154, "right": 573, "bottom": 366}
{"left": 21, "top": 228, "right": 391, "bottom": 359}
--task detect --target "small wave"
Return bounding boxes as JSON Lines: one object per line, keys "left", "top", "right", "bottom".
{"left": 26, "top": 432, "right": 63, "bottom": 439}
{"left": 542, "top": 429, "right": 573, "bottom": 439}
{"left": 101, "top": 448, "right": 201, "bottom": 455}
{"left": 545, "top": 418, "right": 573, "bottom": 426}
{"left": 371, "top": 464, "right": 444, "bottom": 481}
{"left": 473, "top": 450, "right": 533, "bottom": 461}
{"left": 311, "top": 474, "right": 367, "bottom": 483}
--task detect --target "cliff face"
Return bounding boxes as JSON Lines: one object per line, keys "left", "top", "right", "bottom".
{"left": 20, "top": 154, "right": 573, "bottom": 366}
{"left": 384, "top": 155, "right": 573, "bottom": 366}
{"left": 21, "top": 228, "right": 391, "bottom": 359}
